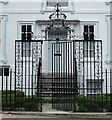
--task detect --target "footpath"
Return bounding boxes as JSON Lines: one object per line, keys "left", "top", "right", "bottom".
{"left": 1, "top": 104, "right": 112, "bottom": 120}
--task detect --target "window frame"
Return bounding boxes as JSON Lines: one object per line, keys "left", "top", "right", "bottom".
{"left": 80, "top": 21, "right": 99, "bottom": 39}
{"left": 86, "top": 79, "right": 103, "bottom": 96}
{"left": 18, "top": 22, "right": 34, "bottom": 40}
{"left": 41, "top": 0, "right": 74, "bottom": 13}
{"left": 46, "top": 0, "right": 69, "bottom": 7}
{"left": 20, "top": 24, "right": 33, "bottom": 58}
{"left": 80, "top": 21, "right": 99, "bottom": 59}
{"left": 17, "top": 22, "right": 34, "bottom": 58}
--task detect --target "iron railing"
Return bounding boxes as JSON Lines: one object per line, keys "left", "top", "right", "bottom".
{"left": 0, "top": 67, "right": 42, "bottom": 111}
{"left": 14, "top": 40, "right": 42, "bottom": 111}
{"left": 1, "top": 68, "right": 112, "bottom": 112}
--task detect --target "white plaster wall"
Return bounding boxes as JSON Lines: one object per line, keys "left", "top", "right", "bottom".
{"left": 0, "top": 1, "right": 110, "bottom": 72}
{"left": 0, "top": 21, "right": 1, "bottom": 60}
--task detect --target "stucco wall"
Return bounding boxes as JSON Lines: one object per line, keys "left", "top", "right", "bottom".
{"left": 0, "top": 1, "right": 111, "bottom": 72}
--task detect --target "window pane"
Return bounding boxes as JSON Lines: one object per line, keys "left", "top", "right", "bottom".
{"left": 84, "top": 41, "right": 88, "bottom": 50}
{"left": 47, "top": 0, "right": 68, "bottom": 6}
{"left": 27, "top": 25, "right": 32, "bottom": 32}
{"left": 58, "top": 0, "right": 68, "bottom": 6}
{"left": 47, "top": 0, "right": 57, "bottom": 6}
{"left": 84, "top": 25, "right": 88, "bottom": 32}
{"left": 84, "top": 34, "right": 88, "bottom": 40}
{"left": 90, "top": 41, "right": 94, "bottom": 49}
{"left": 89, "top": 25, "right": 94, "bottom": 32}
{"left": 23, "top": 50, "right": 31, "bottom": 57}
{"left": 0, "top": 68, "right": 3, "bottom": 76}
{"left": 84, "top": 41, "right": 94, "bottom": 50}
{"left": 90, "top": 50, "right": 94, "bottom": 57}
{"left": 22, "top": 42, "right": 31, "bottom": 57}
{"left": 84, "top": 50, "right": 88, "bottom": 57}
{"left": 4, "top": 68, "right": 9, "bottom": 76}
{"left": 23, "top": 42, "right": 31, "bottom": 50}
{"left": 84, "top": 50, "right": 94, "bottom": 57}
{"left": 22, "top": 33, "right": 26, "bottom": 40}
{"left": 90, "top": 34, "right": 94, "bottom": 40}
{"left": 27, "top": 33, "right": 31, "bottom": 41}
{"left": 23, "top": 50, "right": 26, "bottom": 57}
{"left": 22, "top": 25, "right": 26, "bottom": 32}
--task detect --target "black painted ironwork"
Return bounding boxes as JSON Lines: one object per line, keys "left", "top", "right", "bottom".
{"left": 1, "top": 3, "right": 112, "bottom": 113}
{"left": 74, "top": 40, "right": 103, "bottom": 112}
{"left": 52, "top": 41, "right": 77, "bottom": 111}
{"left": 45, "top": 3, "right": 72, "bottom": 41}
{"left": 15, "top": 40, "right": 42, "bottom": 111}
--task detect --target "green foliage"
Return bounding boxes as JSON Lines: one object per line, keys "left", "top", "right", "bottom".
{"left": 2, "top": 90, "right": 41, "bottom": 111}
{"left": 75, "top": 94, "right": 112, "bottom": 112}
{"left": 2, "top": 90, "right": 112, "bottom": 112}
{"left": 24, "top": 96, "right": 41, "bottom": 111}
{"left": 42, "top": 98, "right": 52, "bottom": 103}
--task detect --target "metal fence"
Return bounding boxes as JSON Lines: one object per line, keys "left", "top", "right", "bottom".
{"left": 1, "top": 68, "right": 112, "bottom": 112}
{"left": 73, "top": 69, "right": 112, "bottom": 112}
{"left": 1, "top": 40, "right": 112, "bottom": 112}
{"left": 102, "top": 69, "right": 112, "bottom": 112}
{"left": 0, "top": 68, "right": 15, "bottom": 111}
{"left": 1, "top": 65, "right": 42, "bottom": 111}
{"left": 14, "top": 40, "right": 42, "bottom": 111}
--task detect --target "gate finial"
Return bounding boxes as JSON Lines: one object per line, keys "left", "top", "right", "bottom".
{"left": 49, "top": 3, "right": 67, "bottom": 28}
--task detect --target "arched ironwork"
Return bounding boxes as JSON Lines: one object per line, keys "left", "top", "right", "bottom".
{"left": 45, "top": 3, "right": 72, "bottom": 41}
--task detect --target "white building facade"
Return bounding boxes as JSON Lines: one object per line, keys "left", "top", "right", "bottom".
{"left": 0, "top": 0, "right": 112, "bottom": 72}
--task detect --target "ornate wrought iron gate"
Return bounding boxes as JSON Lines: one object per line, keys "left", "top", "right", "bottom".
{"left": 52, "top": 41, "right": 77, "bottom": 111}
{"left": 74, "top": 40, "right": 103, "bottom": 112}
{"left": 52, "top": 40, "right": 103, "bottom": 112}
{"left": 15, "top": 40, "right": 42, "bottom": 111}
{"left": 1, "top": 3, "right": 105, "bottom": 112}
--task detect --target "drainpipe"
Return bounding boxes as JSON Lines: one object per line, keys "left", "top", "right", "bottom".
{"left": 105, "top": 16, "right": 110, "bottom": 64}
{"left": 0, "top": 0, "right": 8, "bottom": 64}
{"left": 3, "top": 16, "right": 8, "bottom": 64}
{"left": 0, "top": 15, "right": 8, "bottom": 64}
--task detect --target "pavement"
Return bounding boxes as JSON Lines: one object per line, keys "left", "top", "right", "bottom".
{"left": 1, "top": 113, "right": 111, "bottom": 120}
{"left": 1, "top": 104, "right": 112, "bottom": 120}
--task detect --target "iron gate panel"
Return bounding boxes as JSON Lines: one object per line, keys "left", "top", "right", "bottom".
{"left": 74, "top": 40, "right": 103, "bottom": 112}
{"left": 52, "top": 41, "right": 77, "bottom": 111}
{"left": 15, "top": 40, "right": 42, "bottom": 111}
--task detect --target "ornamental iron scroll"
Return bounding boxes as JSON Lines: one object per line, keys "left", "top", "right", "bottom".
{"left": 74, "top": 40, "right": 103, "bottom": 96}
{"left": 45, "top": 3, "right": 73, "bottom": 41}
{"left": 15, "top": 40, "right": 42, "bottom": 111}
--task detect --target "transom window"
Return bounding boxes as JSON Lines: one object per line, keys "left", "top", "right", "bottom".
{"left": 47, "top": 0, "right": 68, "bottom": 7}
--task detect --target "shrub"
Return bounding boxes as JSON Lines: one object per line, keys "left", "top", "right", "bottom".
{"left": 75, "top": 95, "right": 103, "bottom": 112}
{"left": 42, "top": 98, "right": 52, "bottom": 103}
{"left": 2, "top": 90, "right": 41, "bottom": 111}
